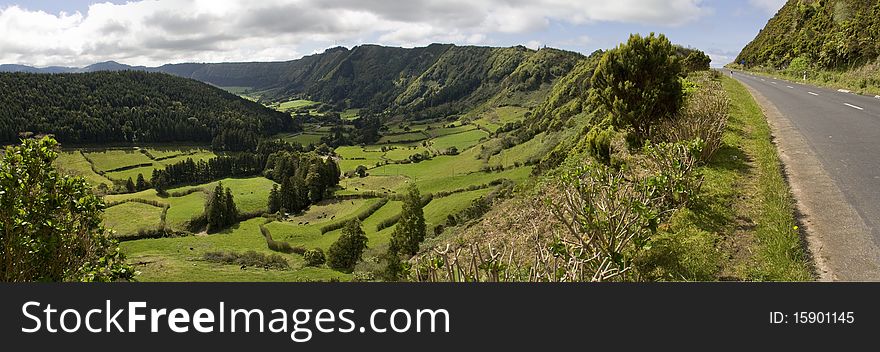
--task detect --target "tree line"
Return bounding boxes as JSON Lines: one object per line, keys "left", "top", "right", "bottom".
{"left": 0, "top": 71, "right": 297, "bottom": 150}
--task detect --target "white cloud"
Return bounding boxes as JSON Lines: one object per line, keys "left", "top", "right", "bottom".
{"left": 748, "top": 0, "right": 786, "bottom": 14}
{"left": 0, "top": 0, "right": 711, "bottom": 66}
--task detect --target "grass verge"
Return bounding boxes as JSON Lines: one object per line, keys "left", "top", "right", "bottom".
{"left": 722, "top": 77, "right": 812, "bottom": 281}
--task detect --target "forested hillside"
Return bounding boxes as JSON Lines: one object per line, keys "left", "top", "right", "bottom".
{"left": 736, "top": 0, "right": 880, "bottom": 69}
{"left": 168, "top": 44, "right": 585, "bottom": 115}
{"left": 0, "top": 71, "right": 295, "bottom": 149}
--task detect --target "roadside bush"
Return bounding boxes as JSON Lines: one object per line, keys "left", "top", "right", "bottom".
{"left": 303, "top": 248, "right": 326, "bottom": 267}
{"left": 203, "top": 250, "right": 289, "bottom": 270}
{"left": 643, "top": 140, "right": 704, "bottom": 209}
{"left": 589, "top": 33, "right": 683, "bottom": 141}
{"left": 546, "top": 161, "right": 664, "bottom": 281}
{"left": 584, "top": 125, "right": 615, "bottom": 164}
{"left": 660, "top": 79, "right": 730, "bottom": 164}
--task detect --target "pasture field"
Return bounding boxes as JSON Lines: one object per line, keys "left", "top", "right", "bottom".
{"left": 103, "top": 202, "right": 164, "bottom": 238}
{"left": 382, "top": 145, "right": 430, "bottom": 161}
{"left": 370, "top": 146, "right": 485, "bottom": 183}
{"left": 487, "top": 132, "right": 550, "bottom": 168}
{"left": 377, "top": 132, "right": 429, "bottom": 144}
{"left": 430, "top": 129, "right": 489, "bottom": 152}
{"left": 168, "top": 177, "right": 277, "bottom": 214}
{"left": 338, "top": 175, "right": 409, "bottom": 196}
{"left": 163, "top": 192, "right": 208, "bottom": 230}
{"left": 418, "top": 166, "right": 532, "bottom": 195}
{"left": 274, "top": 132, "right": 327, "bottom": 146}
{"left": 472, "top": 106, "right": 528, "bottom": 132}
{"left": 122, "top": 218, "right": 349, "bottom": 282}
{"left": 275, "top": 99, "right": 319, "bottom": 111}
{"left": 323, "top": 200, "right": 403, "bottom": 249}
{"left": 53, "top": 96, "right": 547, "bottom": 281}
{"left": 341, "top": 109, "right": 361, "bottom": 120}
{"left": 157, "top": 150, "right": 217, "bottom": 165}
{"left": 425, "top": 124, "right": 475, "bottom": 138}
{"left": 105, "top": 165, "right": 158, "bottom": 182}
{"left": 55, "top": 151, "right": 113, "bottom": 187}
{"left": 265, "top": 197, "right": 382, "bottom": 250}
{"left": 423, "top": 188, "right": 493, "bottom": 226}
{"left": 84, "top": 149, "right": 154, "bottom": 172}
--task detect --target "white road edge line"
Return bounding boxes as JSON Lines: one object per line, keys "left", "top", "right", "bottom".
{"left": 838, "top": 89, "right": 852, "bottom": 93}
{"left": 808, "top": 92, "right": 819, "bottom": 96}
{"left": 844, "top": 103, "right": 864, "bottom": 111}
{"left": 771, "top": 81, "right": 778, "bottom": 84}
{"left": 787, "top": 85, "right": 794, "bottom": 89}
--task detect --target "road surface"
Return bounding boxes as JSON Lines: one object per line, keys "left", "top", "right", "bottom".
{"left": 732, "top": 71, "right": 880, "bottom": 280}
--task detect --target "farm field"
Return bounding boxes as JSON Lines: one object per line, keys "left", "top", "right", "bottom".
{"left": 55, "top": 151, "right": 113, "bottom": 187}
{"left": 103, "top": 202, "right": 164, "bottom": 238}
{"left": 472, "top": 106, "right": 529, "bottom": 132}
{"left": 430, "top": 129, "right": 489, "bottom": 152}
{"left": 53, "top": 97, "right": 542, "bottom": 282}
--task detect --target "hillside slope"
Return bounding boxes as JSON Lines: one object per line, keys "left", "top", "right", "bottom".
{"left": 0, "top": 71, "right": 294, "bottom": 148}
{"left": 736, "top": 0, "right": 880, "bottom": 69}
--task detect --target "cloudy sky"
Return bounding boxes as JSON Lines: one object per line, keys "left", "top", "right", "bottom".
{"left": 0, "top": 0, "right": 786, "bottom": 68}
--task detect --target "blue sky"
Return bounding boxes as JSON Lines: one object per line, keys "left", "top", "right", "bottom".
{"left": 0, "top": 0, "right": 785, "bottom": 67}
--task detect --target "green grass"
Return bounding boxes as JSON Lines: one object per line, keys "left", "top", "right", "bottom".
{"left": 105, "top": 177, "right": 276, "bottom": 231}
{"left": 104, "top": 202, "right": 164, "bottom": 237}
{"left": 54, "top": 151, "right": 113, "bottom": 187}
{"left": 324, "top": 200, "right": 403, "bottom": 249}
{"left": 341, "top": 109, "right": 361, "bottom": 120}
{"left": 488, "top": 133, "right": 549, "bottom": 168}
{"left": 157, "top": 150, "right": 217, "bottom": 165}
{"left": 164, "top": 192, "right": 208, "bottom": 230}
{"left": 275, "top": 99, "right": 319, "bottom": 111}
{"left": 121, "top": 218, "right": 349, "bottom": 282}
{"left": 338, "top": 175, "right": 409, "bottom": 196}
{"left": 168, "top": 177, "right": 277, "bottom": 214}
{"left": 105, "top": 165, "right": 159, "bottom": 182}
{"left": 722, "top": 77, "right": 812, "bottom": 281}
{"left": 275, "top": 132, "right": 326, "bottom": 146}
{"left": 430, "top": 129, "right": 489, "bottom": 152}
{"left": 425, "top": 125, "right": 476, "bottom": 138}
{"left": 370, "top": 146, "right": 485, "bottom": 185}
{"left": 418, "top": 167, "right": 532, "bottom": 195}
{"left": 265, "top": 198, "right": 382, "bottom": 250}
{"left": 473, "top": 106, "right": 528, "bottom": 132}
{"left": 378, "top": 132, "right": 429, "bottom": 144}
{"left": 382, "top": 145, "right": 430, "bottom": 161}
{"left": 85, "top": 150, "right": 154, "bottom": 172}
{"left": 423, "top": 188, "right": 492, "bottom": 227}
{"left": 335, "top": 146, "right": 385, "bottom": 172}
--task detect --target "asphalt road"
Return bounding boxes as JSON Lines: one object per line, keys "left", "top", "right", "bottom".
{"left": 731, "top": 71, "right": 880, "bottom": 279}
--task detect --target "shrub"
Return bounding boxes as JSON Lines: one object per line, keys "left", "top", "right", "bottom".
{"left": 643, "top": 140, "right": 704, "bottom": 209}
{"left": 660, "top": 79, "right": 730, "bottom": 164}
{"left": 203, "top": 250, "right": 289, "bottom": 270}
{"left": 589, "top": 33, "right": 683, "bottom": 140}
{"left": 303, "top": 248, "right": 326, "bottom": 267}
{"left": 327, "top": 220, "right": 369, "bottom": 273}
{"left": 584, "top": 125, "right": 616, "bottom": 164}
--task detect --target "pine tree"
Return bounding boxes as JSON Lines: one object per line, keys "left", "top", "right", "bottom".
{"left": 327, "top": 220, "right": 369, "bottom": 273}
{"left": 206, "top": 183, "right": 226, "bottom": 233}
{"left": 136, "top": 173, "right": 147, "bottom": 191}
{"left": 305, "top": 164, "right": 323, "bottom": 203}
{"left": 224, "top": 186, "right": 238, "bottom": 222}
{"left": 125, "top": 177, "right": 136, "bottom": 193}
{"left": 268, "top": 184, "right": 282, "bottom": 214}
{"left": 293, "top": 174, "right": 308, "bottom": 212}
{"left": 390, "top": 184, "right": 426, "bottom": 256}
